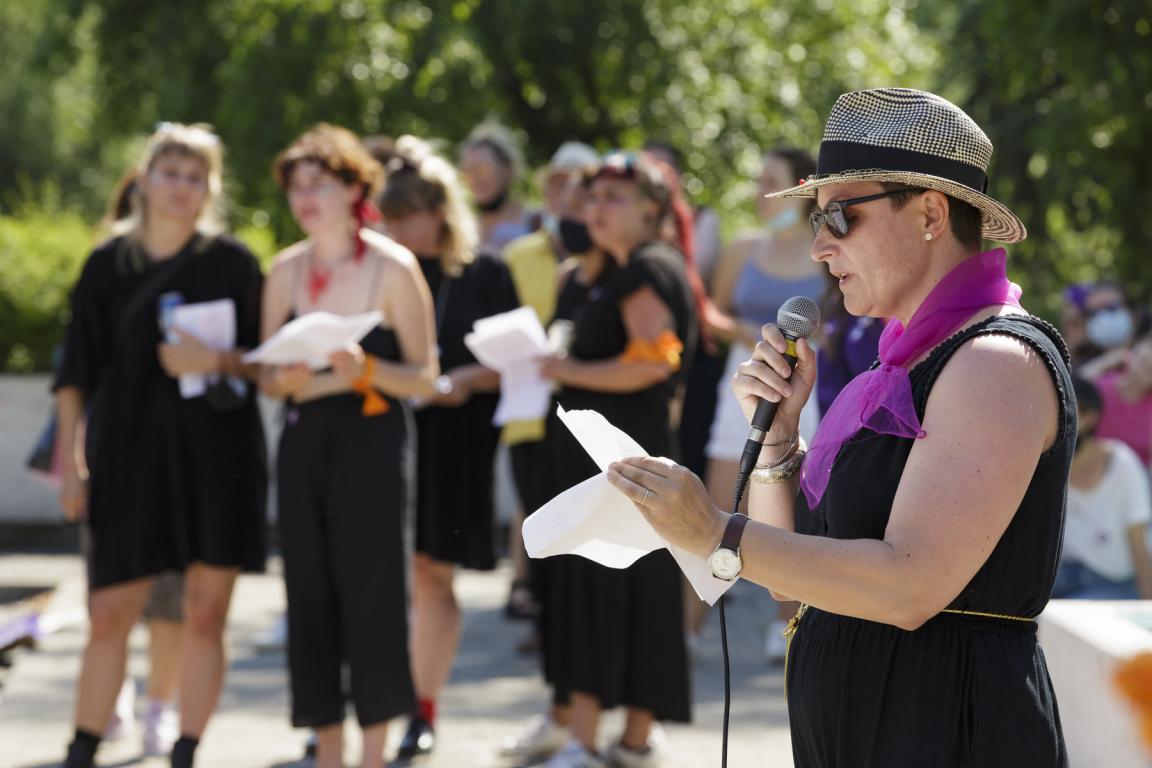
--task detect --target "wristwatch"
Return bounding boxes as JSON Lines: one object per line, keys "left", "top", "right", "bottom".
{"left": 708, "top": 513, "right": 750, "bottom": 582}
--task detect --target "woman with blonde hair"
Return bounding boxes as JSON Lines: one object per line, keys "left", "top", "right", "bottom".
{"left": 376, "top": 135, "right": 520, "bottom": 759}
{"left": 261, "top": 124, "right": 438, "bottom": 768}
{"left": 56, "top": 122, "right": 267, "bottom": 768}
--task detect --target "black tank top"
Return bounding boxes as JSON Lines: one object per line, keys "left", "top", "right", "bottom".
{"left": 798, "top": 315, "right": 1075, "bottom": 617}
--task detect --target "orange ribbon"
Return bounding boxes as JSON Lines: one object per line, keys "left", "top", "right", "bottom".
{"left": 619, "top": 330, "right": 684, "bottom": 371}
{"left": 1116, "top": 652, "right": 1152, "bottom": 751}
{"left": 352, "top": 356, "right": 390, "bottom": 416}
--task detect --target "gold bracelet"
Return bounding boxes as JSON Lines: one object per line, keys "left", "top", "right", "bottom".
{"left": 755, "top": 435, "right": 807, "bottom": 470}
{"left": 751, "top": 450, "right": 805, "bottom": 484}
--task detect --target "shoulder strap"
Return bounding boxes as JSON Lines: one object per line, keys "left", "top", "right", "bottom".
{"left": 365, "top": 254, "right": 385, "bottom": 312}
{"left": 115, "top": 234, "right": 208, "bottom": 345}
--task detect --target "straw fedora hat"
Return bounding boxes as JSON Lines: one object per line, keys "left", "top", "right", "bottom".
{"left": 767, "top": 88, "right": 1026, "bottom": 243}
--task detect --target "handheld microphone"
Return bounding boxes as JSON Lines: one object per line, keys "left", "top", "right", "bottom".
{"left": 736, "top": 296, "right": 822, "bottom": 483}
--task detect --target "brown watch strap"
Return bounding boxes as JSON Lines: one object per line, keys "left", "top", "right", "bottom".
{"left": 719, "top": 513, "right": 750, "bottom": 552}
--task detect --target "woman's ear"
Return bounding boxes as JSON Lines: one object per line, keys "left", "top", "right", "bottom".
{"left": 920, "top": 189, "right": 949, "bottom": 240}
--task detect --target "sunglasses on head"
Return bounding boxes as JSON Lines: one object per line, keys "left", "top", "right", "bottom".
{"left": 809, "top": 189, "right": 911, "bottom": 239}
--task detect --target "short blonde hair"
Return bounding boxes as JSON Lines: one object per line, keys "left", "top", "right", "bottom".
{"left": 114, "top": 122, "right": 226, "bottom": 241}
{"left": 377, "top": 135, "right": 478, "bottom": 276}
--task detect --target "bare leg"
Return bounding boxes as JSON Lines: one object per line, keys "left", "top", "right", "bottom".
{"left": 568, "top": 692, "right": 602, "bottom": 752}
{"left": 409, "top": 553, "right": 460, "bottom": 703}
{"left": 621, "top": 708, "right": 654, "bottom": 751}
{"left": 73, "top": 579, "right": 154, "bottom": 734}
{"left": 176, "top": 564, "right": 238, "bottom": 737}
{"left": 146, "top": 620, "right": 183, "bottom": 703}
{"left": 314, "top": 723, "right": 344, "bottom": 768}
{"left": 359, "top": 722, "right": 389, "bottom": 768}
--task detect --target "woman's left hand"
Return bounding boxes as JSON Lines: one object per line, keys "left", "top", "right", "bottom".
{"left": 158, "top": 329, "right": 221, "bottom": 377}
{"left": 607, "top": 457, "right": 727, "bottom": 558}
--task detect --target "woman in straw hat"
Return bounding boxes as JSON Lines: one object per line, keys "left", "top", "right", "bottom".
{"left": 608, "top": 88, "right": 1069, "bottom": 766}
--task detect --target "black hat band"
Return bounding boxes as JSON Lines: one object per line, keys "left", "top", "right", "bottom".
{"left": 816, "top": 141, "right": 989, "bottom": 193}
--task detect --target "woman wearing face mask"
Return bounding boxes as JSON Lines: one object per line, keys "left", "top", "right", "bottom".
{"left": 263, "top": 124, "right": 438, "bottom": 768}
{"left": 376, "top": 136, "right": 521, "bottom": 760}
{"left": 56, "top": 123, "right": 267, "bottom": 768}
{"left": 1077, "top": 282, "right": 1138, "bottom": 368}
{"left": 459, "top": 121, "right": 537, "bottom": 252}
{"left": 694, "top": 148, "right": 826, "bottom": 658}
{"left": 500, "top": 174, "right": 605, "bottom": 763}
{"left": 535, "top": 153, "right": 697, "bottom": 768}
{"left": 1052, "top": 376, "right": 1152, "bottom": 599}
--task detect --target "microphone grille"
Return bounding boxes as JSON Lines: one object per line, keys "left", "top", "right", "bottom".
{"left": 776, "top": 296, "right": 821, "bottom": 339}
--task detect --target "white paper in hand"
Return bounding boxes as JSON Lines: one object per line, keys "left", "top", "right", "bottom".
{"left": 243, "top": 311, "right": 383, "bottom": 370}
{"left": 522, "top": 405, "right": 735, "bottom": 605}
{"left": 171, "top": 299, "right": 238, "bottom": 399}
{"left": 464, "top": 306, "right": 553, "bottom": 425}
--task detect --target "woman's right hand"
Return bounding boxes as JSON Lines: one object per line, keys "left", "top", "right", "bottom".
{"left": 59, "top": 467, "right": 88, "bottom": 522}
{"left": 272, "top": 363, "right": 313, "bottom": 397}
{"left": 733, "top": 323, "right": 818, "bottom": 441}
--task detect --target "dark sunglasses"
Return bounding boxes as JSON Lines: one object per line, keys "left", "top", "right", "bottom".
{"left": 809, "top": 190, "right": 910, "bottom": 239}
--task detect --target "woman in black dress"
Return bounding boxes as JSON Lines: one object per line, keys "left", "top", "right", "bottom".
{"left": 262, "top": 125, "right": 438, "bottom": 768}
{"left": 375, "top": 136, "right": 520, "bottom": 759}
{"left": 536, "top": 153, "right": 697, "bottom": 768}
{"left": 55, "top": 123, "right": 267, "bottom": 768}
{"left": 610, "top": 89, "right": 1069, "bottom": 767}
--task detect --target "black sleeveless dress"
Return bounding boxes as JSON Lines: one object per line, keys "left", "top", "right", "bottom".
{"left": 413, "top": 253, "right": 520, "bottom": 570}
{"left": 541, "top": 242, "right": 697, "bottom": 721}
{"left": 787, "top": 315, "right": 1072, "bottom": 767}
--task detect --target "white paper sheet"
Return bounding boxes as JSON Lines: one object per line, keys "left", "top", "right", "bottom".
{"left": 171, "top": 299, "right": 239, "bottom": 399}
{"left": 464, "top": 306, "right": 554, "bottom": 426}
{"left": 243, "top": 311, "right": 383, "bottom": 370}
{"left": 522, "top": 405, "right": 736, "bottom": 605}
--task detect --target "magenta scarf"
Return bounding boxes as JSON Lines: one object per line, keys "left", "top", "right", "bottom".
{"left": 800, "top": 248, "right": 1023, "bottom": 508}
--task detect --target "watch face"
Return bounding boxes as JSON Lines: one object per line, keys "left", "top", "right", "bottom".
{"left": 709, "top": 548, "right": 742, "bottom": 581}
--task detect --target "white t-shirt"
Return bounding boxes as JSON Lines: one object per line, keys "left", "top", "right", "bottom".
{"left": 1063, "top": 439, "right": 1152, "bottom": 581}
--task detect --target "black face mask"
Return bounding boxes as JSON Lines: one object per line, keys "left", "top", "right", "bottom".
{"left": 558, "top": 218, "right": 593, "bottom": 254}
{"left": 476, "top": 185, "right": 510, "bottom": 213}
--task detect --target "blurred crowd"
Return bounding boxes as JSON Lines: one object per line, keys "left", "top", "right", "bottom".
{"left": 47, "top": 116, "right": 1152, "bottom": 768}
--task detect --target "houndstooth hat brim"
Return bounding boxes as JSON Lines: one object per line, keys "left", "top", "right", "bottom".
{"left": 767, "top": 88, "right": 1027, "bottom": 244}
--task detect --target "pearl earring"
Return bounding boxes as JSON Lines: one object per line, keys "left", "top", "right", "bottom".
{"left": 924, "top": 232, "right": 933, "bottom": 241}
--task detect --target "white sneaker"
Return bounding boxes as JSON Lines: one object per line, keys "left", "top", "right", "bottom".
{"left": 142, "top": 702, "right": 179, "bottom": 756}
{"left": 605, "top": 726, "right": 667, "bottom": 768}
{"left": 104, "top": 678, "right": 137, "bottom": 741}
{"left": 499, "top": 712, "right": 569, "bottom": 759}
{"left": 546, "top": 739, "right": 608, "bottom": 768}
{"left": 765, "top": 619, "right": 789, "bottom": 663}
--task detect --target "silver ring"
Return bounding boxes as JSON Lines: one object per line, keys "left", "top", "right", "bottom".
{"left": 642, "top": 488, "right": 651, "bottom": 507}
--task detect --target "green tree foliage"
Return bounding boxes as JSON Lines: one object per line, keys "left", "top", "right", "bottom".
{"left": 916, "top": 0, "right": 1152, "bottom": 315}
{"left": 2, "top": 0, "right": 1150, "bottom": 370}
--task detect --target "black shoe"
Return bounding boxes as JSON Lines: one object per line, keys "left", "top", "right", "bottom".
{"left": 396, "top": 717, "right": 435, "bottom": 759}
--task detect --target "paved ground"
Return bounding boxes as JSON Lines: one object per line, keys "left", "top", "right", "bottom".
{"left": 0, "top": 552, "right": 793, "bottom": 767}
